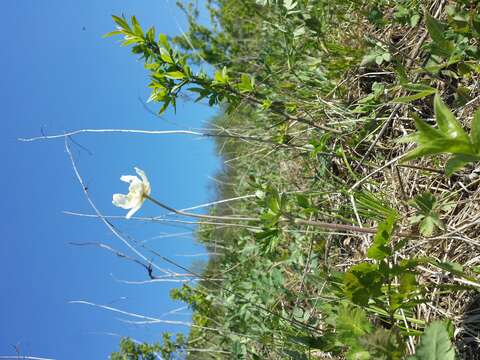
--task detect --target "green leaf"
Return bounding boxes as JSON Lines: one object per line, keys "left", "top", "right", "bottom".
{"left": 158, "top": 33, "right": 170, "bottom": 49}
{"left": 434, "top": 95, "right": 469, "bottom": 141}
{"left": 296, "top": 194, "right": 310, "bottom": 209}
{"left": 413, "top": 321, "right": 455, "bottom": 360}
{"left": 393, "top": 89, "right": 436, "bottom": 104}
{"left": 360, "top": 328, "right": 406, "bottom": 359}
{"left": 425, "top": 15, "right": 454, "bottom": 57}
{"left": 432, "top": 261, "right": 464, "bottom": 276}
{"left": 130, "top": 16, "right": 144, "bottom": 37}
{"left": 112, "top": 15, "right": 130, "bottom": 31}
{"left": 412, "top": 192, "right": 435, "bottom": 214}
{"left": 160, "top": 48, "right": 173, "bottom": 64}
{"left": 266, "top": 188, "right": 281, "bottom": 214}
{"left": 419, "top": 216, "right": 437, "bottom": 237}
{"left": 344, "top": 263, "right": 383, "bottom": 306}
{"left": 367, "top": 213, "right": 396, "bottom": 260}
{"left": 335, "top": 304, "right": 372, "bottom": 352}
{"left": 391, "top": 272, "right": 417, "bottom": 310}
{"left": 360, "top": 53, "right": 378, "bottom": 66}
{"left": 425, "top": 15, "right": 447, "bottom": 45}
{"left": 165, "top": 71, "right": 185, "bottom": 80}
{"left": 445, "top": 154, "right": 478, "bottom": 176}
{"left": 103, "top": 30, "right": 123, "bottom": 38}
{"left": 402, "top": 111, "right": 474, "bottom": 162}
{"left": 158, "top": 98, "right": 171, "bottom": 114}
{"left": 355, "top": 192, "right": 395, "bottom": 221}
{"left": 238, "top": 74, "right": 254, "bottom": 93}
{"left": 338, "top": 306, "right": 372, "bottom": 336}
{"left": 470, "top": 109, "right": 480, "bottom": 151}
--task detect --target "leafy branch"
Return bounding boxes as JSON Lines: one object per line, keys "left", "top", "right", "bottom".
{"left": 106, "top": 15, "right": 339, "bottom": 132}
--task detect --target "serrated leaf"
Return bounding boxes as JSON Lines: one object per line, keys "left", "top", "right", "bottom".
{"left": 391, "top": 271, "right": 417, "bottom": 310}
{"left": 412, "top": 192, "right": 435, "bottom": 213}
{"left": 419, "top": 216, "right": 436, "bottom": 237}
{"left": 413, "top": 321, "right": 455, "bottom": 360}
{"left": 344, "top": 263, "right": 383, "bottom": 306}
{"left": 360, "top": 328, "right": 406, "bottom": 359}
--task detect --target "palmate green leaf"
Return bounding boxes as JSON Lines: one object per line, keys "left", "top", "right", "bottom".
{"left": 412, "top": 192, "right": 436, "bottom": 214}
{"left": 409, "top": 321, "right": 455, "bottom": 360}
{"left": 344, "top": 263, "right": 383, "bottom": 306}
{"left": 419, "top": 214, "right": 443, "bottom": 237}
{"left": 336, "top": 304, "right": 372, "bottom": 340}
{"left": 391, "top": 271, "right": 417, "bottom": 311}
{"left": 425, "top": 15, "right": 455, "bottom": 58}
{"left": 360, "top": 328, "right": 406, "bottom": 360}
{"left": 336, "top": 303, "right": 373, "bottom": 359}
{"left": 402, "top": 120, "right": 474, "bottom": 162}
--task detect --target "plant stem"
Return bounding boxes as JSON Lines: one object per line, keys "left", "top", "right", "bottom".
{"left": 145, "top": 194, "right": 258, "bottom": 222}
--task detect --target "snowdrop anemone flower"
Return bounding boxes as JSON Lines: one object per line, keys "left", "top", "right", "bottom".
{"left": 112, "top": 167, "right": 151, "bottom": 219}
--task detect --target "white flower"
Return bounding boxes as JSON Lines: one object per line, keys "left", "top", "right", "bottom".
{"left": 112, "top": 167, "right": 151, "bottom": 219}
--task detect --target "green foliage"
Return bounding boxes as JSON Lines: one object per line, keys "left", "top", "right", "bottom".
{"left": 110, "top": 335, "right": 185, "bottom": 360}
{"left": 367, "top": 213, "right": 396, "bottom": 260}
{"left": 409, "top": 192, "right": 444, "bottom": 237}
{"left": 409, "top": 321, "right": 456, "bottom": 360}
{"left": 402, "top": 94, "right": 480, "bottom": 175}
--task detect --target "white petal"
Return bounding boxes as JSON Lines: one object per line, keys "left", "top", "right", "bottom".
{"left": 128, "top": 181, "right": 143, "bottom": 194}
{"left": 120, "top": 175, "right": 140, "bottom": 184}
{"left": 126, "top": 203, "right": 142, "bottom": 219}
{"left": 135, "top": 167, "right": 151, "bottom": 195}
{"left": 112, "top": 194, "right": 133, "bottom": 209}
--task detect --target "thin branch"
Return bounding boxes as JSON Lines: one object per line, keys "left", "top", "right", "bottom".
{"left": 62, "top": 211, "right": 261, "bottom": 230}
{"left": 70, "top": 300, "right": 192, "bottom": 326}
{"left": 20, "top": 129, "right": 203, "bottom": 142}
{"left": 19, "top": 127, "right": 307, "bottom": 150}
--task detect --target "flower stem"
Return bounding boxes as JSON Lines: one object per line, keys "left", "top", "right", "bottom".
{"left": 144, "top": 194, "right": 258, "bottom": 222}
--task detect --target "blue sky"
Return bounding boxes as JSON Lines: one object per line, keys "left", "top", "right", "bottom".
{"left": 1, "top": 1, "right": 220, "bottom": 358}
